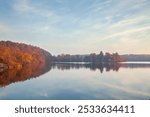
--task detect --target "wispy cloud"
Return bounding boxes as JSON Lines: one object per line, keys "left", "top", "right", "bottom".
{"left": 105, "top": 26, "right": 150, "bottom": 40}
{"left": 13, "top": 0, "right": 62, "bottom": 23}
{"left": 0, "top": 23, "right": 11, "bottom": 34}
{"left": 109, "top": 16, "right": 150, "bottom": 29}
{"left": 0, "top": 0, "right": 150, "bottom": 54}
{"left": 13, "top": 0, "right": 33, "bottom": 13}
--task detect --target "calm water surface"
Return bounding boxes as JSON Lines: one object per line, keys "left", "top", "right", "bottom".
{"left": 0, "top": 62, "right": 150, "bottom": 100}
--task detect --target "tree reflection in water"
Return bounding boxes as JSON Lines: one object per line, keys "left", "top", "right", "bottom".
{"left": 0, "top": 64, "right": 53, "bottom": 87}
{"left": 55, "top": 63, "right": 120, "bottom": 73}
{"left": 0, "top": 62, "right": 150, "bottom": 87}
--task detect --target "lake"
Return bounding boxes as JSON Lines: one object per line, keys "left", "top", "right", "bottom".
{"left": 0, "top": 62, "right": 150, "bottom": 100}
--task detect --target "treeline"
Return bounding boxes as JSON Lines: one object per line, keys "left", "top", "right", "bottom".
{"left": 0, "top": 41, "right": 52, "bottom": 71}
{"left": 53, "top": 51, "right": 124, "bottom": 63}
{"left": 0, "top": 41, "right": 124, "bottom": 71}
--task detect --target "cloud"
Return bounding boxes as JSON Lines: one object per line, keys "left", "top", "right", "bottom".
{"left": 0, "top": 23, "right": 11, "bottom": 34}
{"left": 109, "top": 16, "right": 150, "bottom": 29}
{"left": 39, "top": 26, "right": 49, "bottom": 32}
{"left": 13, "top": 0, "right": 33, "bottom": 13}
{"left": 1, "top": 0, "right": 150, "bottom": 54}
{"left": 89, "top": 0, "right": 112, "bottom": 13}
{"left": 105, "top": 26, "right": 150, "bottom": 40}
{"left": 13, "top": 0, "right": 61, "bottom": 22}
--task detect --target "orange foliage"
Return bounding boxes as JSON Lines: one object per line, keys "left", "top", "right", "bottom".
{"left": 0, "top": 41, "right": 52, "bottom": 70}
{"left": 0, "top": 41, "right": 53, "bottom": 87}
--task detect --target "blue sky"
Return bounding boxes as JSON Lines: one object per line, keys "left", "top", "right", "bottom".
{"left": 0, "top": 0, "right": 150, "bottom": 55}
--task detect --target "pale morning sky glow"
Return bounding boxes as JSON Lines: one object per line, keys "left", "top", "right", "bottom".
{"left": 0, "top": 0, "right": 150, "bottom": 55}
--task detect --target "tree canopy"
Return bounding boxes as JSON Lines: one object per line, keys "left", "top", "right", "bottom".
{"left": 0, "top": 41, "right": 52, "bottom": 70}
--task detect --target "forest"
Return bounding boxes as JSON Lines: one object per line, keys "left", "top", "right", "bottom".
{"left": 53, "top": 51, "right": 124, "bottom": 63}
{"left": 0, "top": 41, "right": 52, "bottom": 71}
{"left": 0, "top": 41, "right": 125, "bottom": 72}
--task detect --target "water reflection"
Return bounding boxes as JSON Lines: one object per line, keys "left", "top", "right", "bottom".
{"left": 0, "top": 64, "right": 52, "bottom": 87}
{"left": 0, "top": 62, "right": 150, "bottom": 87}
{"left": 121, "top": 63, "right": 150, "bottom": 68}
{"left": 55, "top": 63, "right": 120, "bottom": 73}
{"left": 54, "top": 62, "right": 150, "bottom": 72}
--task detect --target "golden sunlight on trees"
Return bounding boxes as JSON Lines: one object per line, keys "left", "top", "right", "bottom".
{"left": 0, "top": 41, "right": 53, "bottom": 70}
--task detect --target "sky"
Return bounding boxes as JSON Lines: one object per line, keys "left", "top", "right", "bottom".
{"left": 0, "top": 0, "right": 150, "bottom": 55}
